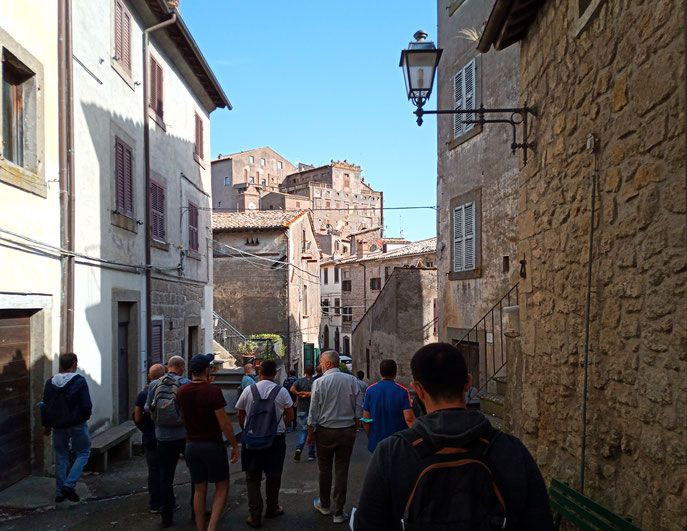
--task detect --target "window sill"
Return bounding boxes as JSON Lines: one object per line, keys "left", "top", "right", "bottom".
{"left": 111, "top": 60, "right": 136, "bottom": 91}
{"left": 0, "top": 159, "right": 47, "bottom": 198}
{"left": 448, "top": 268, "right": 481, "bottom": 281}
{"left": 447, "top": 125, "right": 482, "bottom": 151}
{"left": 148, "top": 108, "right": 167, "bottom": 131}
{"left": 186, "top": 249, "right": 201, "bottom": 261}
{"left": 193, "top": 152, "right": 206, "bottom": 169}
{"left": 151, "top": 239, "right": 169, "bottom": 251}
{"left": 111, "top": 211, "right": 138, "bottom": 233}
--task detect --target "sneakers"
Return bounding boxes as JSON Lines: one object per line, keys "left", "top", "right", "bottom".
{"left": 313, "top": 498, "right": 331, "bottom": 515}
{"left": 308, "top": 454, "right": 316, "bottom": 461}
{"left": 333, "top": 511, "right": 350, "bottom": 524}
{"left": 60, "top": 486, "right": 80, "bottom": 502}
{"left": 294, "top": 449, "right": 302, "bottom": 461}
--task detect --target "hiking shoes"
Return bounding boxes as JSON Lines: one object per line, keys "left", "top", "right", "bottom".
{"left": 61, "top": 486, "right": 80, "bottom": 502}
{"left": 294, "top": 449, "right": 302, "bottom": 461}
{"left": 313, "top": 498, "right": 331, "bottom": 515}
{"left": 333, "top": 511, "right": 349, "bottom": 524}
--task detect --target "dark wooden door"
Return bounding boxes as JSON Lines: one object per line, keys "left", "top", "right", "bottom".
{"left": 0, "top": 310, "right": 32, "bottom": 490}
{"left": 118, "top": 323, "right": 129, "bottom": 424}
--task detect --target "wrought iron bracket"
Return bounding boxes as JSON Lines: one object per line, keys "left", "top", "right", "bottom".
{"left": 414, "top": 103, "right": 537, "bottom": 165}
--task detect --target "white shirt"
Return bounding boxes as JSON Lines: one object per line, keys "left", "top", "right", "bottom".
{"left": 236, "top": 379, "right": 293, "bottom": 434}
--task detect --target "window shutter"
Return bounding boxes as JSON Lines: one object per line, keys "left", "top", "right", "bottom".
{"left": 157, "top": 63, "right": 163, "bottom": 117}
{"left": 151, "top": 322, "right": 162, "bottom": 364}
{"left": 124, "top": 143, "right": 133, "bottom": 215}
{"left": 160, "top": 185, "right": 165, "bottom": 240}
{"left": 151, "top": 182, "right": 165, "bottom": 240}
{"left": 453, "top": 206, "right": 464, "bottom": 272}
{"left": 464, "top": 59, "right": 475, "bottom": 132}
{"left": 122, "top": 9, "right": 131, "bottom": 72}
{"left": 188, "top": 202, "right": 199, "bottom": 251}
{"left": 114, "top": 1, "right": 123, "bottom": 63}
{"left": 115, "top": 139, "right": 125, "bottom": 212}
{"left": 149, "top": 57, "right": 157, "bottom": 110}
{"left": 454, "top": 70, "right": 463, "bottom": 138}
{"left": 464, "top": 201, "right": 475, "bottom": 270}
{"left": 198, "top": 116, "right": 204, "bottom": 159}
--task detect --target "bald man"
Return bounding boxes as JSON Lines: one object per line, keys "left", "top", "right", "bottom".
{"left": 135, "top": 363, "right": 166, "bottom": 512}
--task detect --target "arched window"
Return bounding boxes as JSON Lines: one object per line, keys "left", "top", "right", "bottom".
{"left": 334, "top": 328, "right": 340, "bottom": 353}
{"left": 323, "top": 325, "right": 330, "bottom": 350}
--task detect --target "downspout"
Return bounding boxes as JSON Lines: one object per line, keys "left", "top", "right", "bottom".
{"left": 58, "top": 0, "right": 75, "bottom": 354}
{"left": 143, "top": 13, "right": 176, "bottom": 362}
{"left": 285, "top": 229, "right": 292, "bottom": 371}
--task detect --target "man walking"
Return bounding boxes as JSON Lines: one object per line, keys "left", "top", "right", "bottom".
{"left": 282, "top": 369, "right": 298, "bottom": 431}
{"left": 236, "top": 359, "right": 294, "bottom": 528}
{"left": 362, "top": 359, "right": 415, "bottom": 453}
{"left": 134, "top": 363, "right": 165, "bottom": 512}
{"left": 355, "top": 370, "right": 368, "bottom": 398}
{"left": 290, "top": 363, "right": 316, "bottom": 462}
{"left": 177, "top": 354, "right": 240, "bottom": 531}
{"left": 146, "top": 355, "right": 191, "bottom": 528}
{"left": 307, "top": 350, "right": 363, "bottom": 524}
{"left": 41, "top": 353, "right": 92, "bottom": 503}
{"left": 353, "top": 343, "right": 552, "bottom": 530}
{"left": 241, "top": 362, "right": 257, "bottom": 391}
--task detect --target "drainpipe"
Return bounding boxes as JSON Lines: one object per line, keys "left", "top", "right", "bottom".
{"left": 142, "top": 13, "right": 176, "bottom": 362}
{"left": 58, "top": 0, "right": 75, "bottom": 354}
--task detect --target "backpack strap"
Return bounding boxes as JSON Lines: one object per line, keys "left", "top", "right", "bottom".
{"left": 396, "top": 428, "right": 436, "bottom": 460}
{"left": 267, "top": 383, "right": 282, "bottom": 401}
{"left": 250, "top": 383, "right": 262, "bottom": 402}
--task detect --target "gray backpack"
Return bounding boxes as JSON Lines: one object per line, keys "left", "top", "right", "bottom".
{"left": 151, "top": 374, "right": 184, "bottom": 427}
{"left": 242, "top": 385, "right": 282, "bottom": 450}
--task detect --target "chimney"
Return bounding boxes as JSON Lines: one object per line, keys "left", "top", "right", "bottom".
{"left": 356, "top": 240, "right": 367, "bottom": 258}
{"left": 167, "top": 0, "right": 180, "bottom": 9}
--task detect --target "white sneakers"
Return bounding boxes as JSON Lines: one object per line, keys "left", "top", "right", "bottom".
{"left": 314, "top": 499, "right": 349, "bottom": 523}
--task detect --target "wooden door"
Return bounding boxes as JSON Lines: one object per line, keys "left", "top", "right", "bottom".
{"left": 117, "top": 323, "right": 129, "bottom": 424}
{"left": 455, "top": 340, "right": 480, "bottom": 389}
{"left": 0, "top": 310, "right": 32, "bottom": 490}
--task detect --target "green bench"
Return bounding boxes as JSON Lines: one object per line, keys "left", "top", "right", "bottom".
{"left": 549, "top": 478, "right": 642, "bottom": 530}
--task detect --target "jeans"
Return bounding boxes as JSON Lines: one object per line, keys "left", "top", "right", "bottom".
{"left": 296, "top": 412, "right": 316, "bottom": 456}
{"left": 144, "top": 442, "right": 161, "bottom": 510}
{"left": 157, "top": 438, "right": 187, "bottom": 525}
{"left": 53, "top": 423, "right": 91, "bottom": 496}
{"left": 315, "top": 426, "right": 356, "bottom": 515}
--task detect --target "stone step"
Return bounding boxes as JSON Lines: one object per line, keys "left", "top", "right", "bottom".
{"left": 493, "top": 375, "right": 508, "bottom": 396}
{"left": 481, "top": 411, "right": 506, "bottom": 432}
{"left": 478, "top": 391, "right": 505, "bottom": 419}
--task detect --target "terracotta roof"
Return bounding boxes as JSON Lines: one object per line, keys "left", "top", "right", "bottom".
{"left": 364, "top": 237, "right": 437, "bottom": 262}
{"left": 212, "top": 211, "right": 306, "bottom": 232}
{"left": 477, "top": 0, "right": 546, "bottom": 52}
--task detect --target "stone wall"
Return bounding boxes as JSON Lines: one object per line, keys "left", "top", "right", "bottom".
{"left": 512, "top": 1, "right": 687, "bottom": 528}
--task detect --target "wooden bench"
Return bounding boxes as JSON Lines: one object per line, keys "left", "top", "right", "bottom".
{"left": 88, "top": 421, "right": 138, "bottom": 472}
{"left": 549, "top": 478, "right": 642, "bottom": 530}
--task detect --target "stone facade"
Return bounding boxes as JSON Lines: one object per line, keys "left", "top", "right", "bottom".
{"left": 487, "top": 1, "right": 687, "bottom": 528}
{"left": 351, "top": 268, "right": 438, "bottom": 387}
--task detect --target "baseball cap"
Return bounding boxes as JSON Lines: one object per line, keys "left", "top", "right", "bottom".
{"left": 190, "top": 353, "right": 214, "bottom": 373}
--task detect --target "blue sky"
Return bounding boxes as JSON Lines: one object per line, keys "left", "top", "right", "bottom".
{"left": 182, "top": 1, "right": 438, "bottom": 242}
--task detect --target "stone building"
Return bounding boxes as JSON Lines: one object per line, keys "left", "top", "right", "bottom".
{"left": 435, "top": 0, "right": 521, "bottom": 391}
{"left": 212, "top": 211, "right": 321, "bottom": 374}
{"left": 352, "top": 267, "right": 438, "bottom": 387}
{"left": 339, "top": 238, "right": 437, "bottom": 351}
{"left": 477, "top": 0, "right": 687, "bottom": 528}
{"left": 211, "top": 147, "right": 297, "bottom": 211}
{"left": 320, "top": 259, "right": 343, "bottom": 354}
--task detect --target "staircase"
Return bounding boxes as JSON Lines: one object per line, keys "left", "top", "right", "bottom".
{"left": 456, "top": 284, "right": 519, "bottom": 432}
{"left": 213, "top": 311, "right": 246, "bottom": 364}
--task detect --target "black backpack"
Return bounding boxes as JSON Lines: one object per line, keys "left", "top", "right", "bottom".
{"left": 41, "top": 380, "right": 75, "bottom": 428}
{"left": 396, "top": 428, "right": 507, "bottom": 530}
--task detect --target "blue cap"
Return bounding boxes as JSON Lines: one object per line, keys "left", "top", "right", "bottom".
{"left": 190, "top": 353, "right": 214, "bottom": 373}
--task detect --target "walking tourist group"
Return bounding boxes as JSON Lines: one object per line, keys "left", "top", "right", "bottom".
{"left": 39, "top": 344, "right": 552, "bottom": 530}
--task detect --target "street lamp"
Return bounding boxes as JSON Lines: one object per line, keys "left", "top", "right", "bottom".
{"left": 400, "top": 31, "right": 537, "bottom": 165}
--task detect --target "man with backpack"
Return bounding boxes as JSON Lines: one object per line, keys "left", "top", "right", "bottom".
{"left": 236, "top": 359, "right": 294, "bottom": 528}
{"left": 41, "top": 353, "right": 92, "bottom": 503}
{"left": 353, "top": 343, "right": 553, "bottom": 530}
{"left": 146, "top": 355, "right": 191, "bottom": 528}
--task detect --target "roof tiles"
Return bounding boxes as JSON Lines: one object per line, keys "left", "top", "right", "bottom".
{"left": 212, "top": 211, "right": 306, "bottom": 232}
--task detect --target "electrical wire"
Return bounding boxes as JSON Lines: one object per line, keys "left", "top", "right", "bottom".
{"left": 202, "top": 205, "right": 437, "bottom": 212}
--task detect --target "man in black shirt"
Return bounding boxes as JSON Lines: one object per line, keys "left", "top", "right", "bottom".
{"left": 134, "top": 363, "right": 165, "bottom": 512}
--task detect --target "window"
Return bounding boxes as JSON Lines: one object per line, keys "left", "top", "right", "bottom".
{"left": 433, "top": 298, "right": 438, "bottom": 336}
{"left": 188, "top": 202, "right": 199, "bottom": 251}
{"left": 249, "top": 176, "right": 255, "bottom": 184}
{"left": 324, "top": 268, "right": 329, "bottom": 284}
{"left": 384, "top": 266, "right": 391, "bottom": 281}
{"left": 261, "top": 179, "right": 266, "bottom": 186}
{"left": 334, "top": 298, "right": 341, "bottom": 315}
{"left": 278, "top": 161, "right": 283, "bottom": 169}
{"left": 114, "top": 137, "right": 134, "bottom": 217}
{"left": 218, "top": 201, "right": 222, "bottom": 208}
{"left": 260, "top": 158, "right": 265, "bottom": 166}
{"left": 370, "top": 278, "right": 381, "bottom": 290}
{"left": 149, "top": 56, "right": 163, "bottom": 118}
{"left": 2, "top": 51, "right": 36, "bottom": 169}
{"left": 454, "top": 59, "right": 476, "bottom": 139}
{"left": 343, "top": 174, "right": 350, "bottom": 188}
{"left": 194, "top": 113, "right": 203, "bottom": 160}
{"left": 343, "top": 270, "right": 350, "bottom": 280}
{"left": 342, "top": 280, "right": 351, "bottom": 292}
{"left": 150, "top": 181, "right": 165, "bottom": 241}
{"left": 114, "top": 0, "right": 132, "bottom": 74}
{"left": 224, "top": 176, "right": 230, "bottom": 186}
{"left": 303, "top": 285, "right": 308, "bottom": 316}
{"left": 326, "top": 201, "right": 331, "bottom": 208}
{"left": 150, "top": 320, "right": 163, "bottom": 364}
{"left": 296, "top": 202, "right": 301, "bottom": 208}
{"left": 322, "top": 299, "right": 329, "bottom": 316}
{"left": 249, "top": 155, "right": 254, "bottom": 164}
{"left": 334, "top": 267, "right": 339, "bottom": 282}
{"left": 343, "top": 307, "right": 352, "bottom": 322}
{"left": 453, "top": 201, "right": 475, "bottom": 272}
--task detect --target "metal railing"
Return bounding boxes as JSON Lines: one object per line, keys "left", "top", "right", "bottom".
{"left": 213, "top": 311, "right": 247, "bottom": 356}
{"left": 455, "top": 283, "right": 519, "bottom": 394}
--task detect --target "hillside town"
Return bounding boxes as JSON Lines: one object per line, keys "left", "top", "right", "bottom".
{"left": 0, "top": 0, "right": 685, "bottom": 530}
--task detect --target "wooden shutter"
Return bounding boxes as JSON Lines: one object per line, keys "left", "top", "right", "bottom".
{"left": 453, "top": 202, "right": 475, "bottom": 272}
{"left": 454, "top": 69, "right": 463, "bottom": 138}
{"left": 124, "top": 144, "right": 133, "bottom": 215}
{"left": 115, "top": 138, "right": 125, "bottom": 212}
{"left": 194, "top": 114, "right": 204, "bottom": 159}
{"left": 453, "top": 205, "right": 464, "bottom": 272}
{"left": 464, "top": 59, "right": 475, "bottom": 132}
{"left": 115, "top": 0, "right": 131, "bottom": 73}
{"left": 114, "top": 1, "right": 123, "bottom": 64}
{"left": 151, "top": 182, "right": 165, "bottom": 240}
{"left": 150, "top": 321, "right": 162, "bottom": 364}
{"left": 188, "top": 202, "right": 199, "bottom": 251}
{"left": 454, "top": 60, "right": 476, "bottom": 138}
{"left": 464, "top": 201, "right": 475, "bottom": 270}
{"left": 149, "top": 57, "right": 163, "bottom": 118}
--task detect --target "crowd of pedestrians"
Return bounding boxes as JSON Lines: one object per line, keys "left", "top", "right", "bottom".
{"left": 39, "top": 343, "right": 552, "bottom": 530}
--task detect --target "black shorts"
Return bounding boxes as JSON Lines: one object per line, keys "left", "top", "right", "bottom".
{"left": 185, "top": 441, "right": 229, "bottom": 484}
{"left": 241, "top": 433, "right": 286, "bottom": 478}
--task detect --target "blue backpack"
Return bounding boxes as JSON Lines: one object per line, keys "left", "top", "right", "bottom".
{"left": 242, "top": 384, "right": 282, "bottom": 450}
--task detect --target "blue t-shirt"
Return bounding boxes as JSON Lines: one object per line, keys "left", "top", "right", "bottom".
{"left": 363, "top": 379, "right": 412, "bottom": 452}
